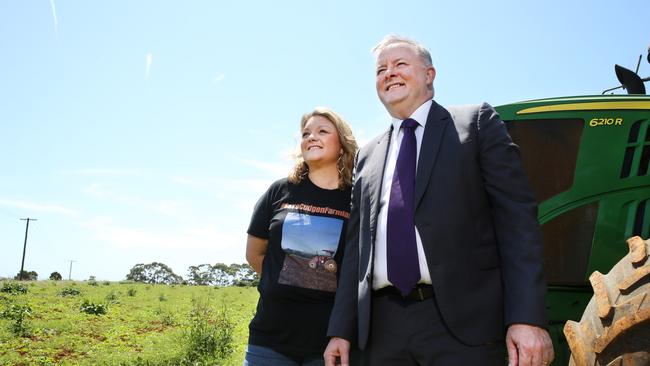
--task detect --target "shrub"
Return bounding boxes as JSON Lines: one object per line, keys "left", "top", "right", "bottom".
{"left": 183, "top": 300, "right": 235, "bottom": 364}
{"left": 49, "top": 272, "right": 63, "bottom": 281}
{"left": 13, "top": 270, "right": 37, "bottom": 281}
{"left": 1, "top": 282, "right": 28, "bottom": 295}
{"left": 158, "top": 294, "right": 168, "bottom": 302}
{"left": 103, "top": 281, "right": 111, "bottom": 286}
{"left": 87, "top": 276, "right": 98, "bottom": 286}
{"left": 0, "top": 303, "right": 32, "bottom": 337}
{"left": 212, "top": 306, "right": 235, "bottom": 360}
{"left": 58, "top": 287, "right": 81, "bottom": 297}
{"left": 80, "top": 299, "right": 108, "bottom": 315}
{"left": 127, "top": 288, "right": 137, "bottom": 297}
{"left": 155, "top": 307, "right": 177, "bottom": 326}
{"left": 161, "top": 312, "right": 176, "bottom": 326}
{"left": 105, "top": 291, "right": 118, "bottom": 303}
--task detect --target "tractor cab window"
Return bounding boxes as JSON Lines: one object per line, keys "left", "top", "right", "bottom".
{"left": 505, "top": 118, "right": 584, "bottom": 202}
{"left": 540, "top": 202, "right": 598, "bottom": 285}
{"left": 506, "top": 118, "right": 591, "bottom": 285}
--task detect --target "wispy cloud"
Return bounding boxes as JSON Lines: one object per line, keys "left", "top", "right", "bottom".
{"left": 150, "top": 200, "right": 188, "bottom": 217}
{"left": 0, "top": 198, "right": 76, "bottom": 215}
{"left": 80, "top": 217, "right": 241, "bottom": 250}
{"left": 64, "top": 168, "right": 139, "bottom": 177}
{"left": 168, "top": 176, "right": 194, "bottom": 186}
{"left": 353, "top": 128, "right": 371, "bottom": 147}
{"left": 49, "top": 0, "right": 58, "bottom": 34}
{"left": 145, "top": 52, "right": 153, "bottom": 79}
{"left": 83, "top": 182, "right": 202, "bottom": 222}
{"left": 168, "top": 175, "right": 272, "bottom": 211}
{"left": 238, "top": 158, "right": 293, "bottom": 176}
{"left": 169, "top": 176, "right": 272, "bottom": 196}
{"left": 83, "top": 182, "right": 112, "bottom": 199}
{"left": 214, "top": 73, "right": 225, "bottom": 83}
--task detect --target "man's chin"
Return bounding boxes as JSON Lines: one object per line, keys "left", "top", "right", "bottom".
{"left": 382, "top": 102, "right": 409, "bottom": 119}
{"left": 381, "top": 97, "right": 404, "bottom": 111}
{"left": 381, "top": 93, "right": 405, "bottom": 104}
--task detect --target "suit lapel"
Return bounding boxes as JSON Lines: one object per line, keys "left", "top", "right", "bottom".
{"left": 414, "top": 101, "right": 450, "bottom": 210}
{"left": 368, "top": 127, "right": 392, "bottom": 238}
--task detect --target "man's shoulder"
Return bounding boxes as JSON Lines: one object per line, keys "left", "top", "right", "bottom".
{"left": 443, "top": 102, "right": 484, "bottom": 118}
{"left": 440, "top": 102, "right": 499, "bottom": 126}
{"left": 445, "top": 102, "right": 480, "bottom": 111}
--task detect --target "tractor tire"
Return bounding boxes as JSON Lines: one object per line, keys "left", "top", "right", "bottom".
{"left": 324, "top": 259, "right": 337, "bottom": 272}
{"left": 308, "top": 258, "right": 318, "bottom": 269}
{"left": 564, "top": 236, "right": 650, "bottom": 366}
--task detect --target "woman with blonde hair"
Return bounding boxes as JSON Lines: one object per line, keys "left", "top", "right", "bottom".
{"left": 244, "top": 107, "right": 358, "bottom": 366}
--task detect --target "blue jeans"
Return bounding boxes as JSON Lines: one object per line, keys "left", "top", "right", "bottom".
{"left": 243, "top": 344, "right": 325, "bottom": 366}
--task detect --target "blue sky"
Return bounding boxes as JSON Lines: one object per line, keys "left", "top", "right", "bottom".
{"left": 1, "top": 1, "right": 648, "bottom": 281}
{"left": 282, "top": 213, "right": 343, "bottom": 256}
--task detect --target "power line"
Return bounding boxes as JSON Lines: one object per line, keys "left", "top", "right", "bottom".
{"left": 18, "top": 218, "right": 37, "bottom": 280}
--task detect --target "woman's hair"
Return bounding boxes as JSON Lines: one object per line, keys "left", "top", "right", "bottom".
{"left": 288, "top": 107, "right": 358, "bottom": 189}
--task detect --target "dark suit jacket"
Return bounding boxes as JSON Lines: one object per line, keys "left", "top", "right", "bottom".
{"left": 327, "top": 101, "right": 547, "bottom": 348}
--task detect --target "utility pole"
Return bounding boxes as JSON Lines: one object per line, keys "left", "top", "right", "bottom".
{"left": 68, "top": 260, "right": 77, "bottom": 280}
{"left": 19, "top": 218, "right": 37, "bottom": 281}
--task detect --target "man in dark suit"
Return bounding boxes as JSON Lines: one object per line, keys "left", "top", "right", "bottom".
{"left": 324, "top": 35, "right": 554, "bottom": 366}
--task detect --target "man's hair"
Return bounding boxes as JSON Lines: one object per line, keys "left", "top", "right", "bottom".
{"left": 288, "top": 107, "right": 359, "bottom": 190}
{"left": 371, "top": 34, "right": 433, "bottom": 67}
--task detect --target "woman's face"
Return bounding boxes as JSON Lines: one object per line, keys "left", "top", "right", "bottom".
{"left": 300, "top": 115, "right": 342, "bottom": 169}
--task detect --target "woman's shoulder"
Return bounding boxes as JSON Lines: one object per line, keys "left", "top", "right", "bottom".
{"left": 268, "top": 177, "right": 309, "bottom": 197}
{"left": 263, "top": 177, "right": 290, "bottom": 195}
{"left": 269, "top": 177, "right": 289, "bottom": 188}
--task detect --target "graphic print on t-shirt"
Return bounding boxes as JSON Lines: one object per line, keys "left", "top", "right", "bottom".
{"left": 278, "top": 211, "right": 343, "bottom": 292}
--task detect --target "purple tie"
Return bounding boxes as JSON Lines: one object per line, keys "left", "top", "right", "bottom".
{"left": 387, "top": 118, "right": 421, "bottom": 296}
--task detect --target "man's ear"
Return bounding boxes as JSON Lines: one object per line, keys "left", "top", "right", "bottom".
{"left": 427, "top": 66, "right": 436, "bottom": 86}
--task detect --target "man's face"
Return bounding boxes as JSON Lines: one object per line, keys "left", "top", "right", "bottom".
{"left": 375, "top": 44, "right": 435, "bottom": 119}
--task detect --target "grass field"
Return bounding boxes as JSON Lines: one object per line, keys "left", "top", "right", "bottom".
{"left": 0, "top": 280, "right": 258, "bottom": 365}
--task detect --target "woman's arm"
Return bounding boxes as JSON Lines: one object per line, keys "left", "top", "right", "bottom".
{"left": 246, "top": 234, "right": 268, "bottom": 276}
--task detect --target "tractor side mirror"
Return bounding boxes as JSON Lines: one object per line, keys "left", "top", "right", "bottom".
{"left": 615, "top": 64, "right": 646, "bottom": 94}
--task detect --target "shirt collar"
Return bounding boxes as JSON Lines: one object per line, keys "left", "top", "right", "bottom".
{"left": 391, "top": 99, "right": 433, "bottom": 131}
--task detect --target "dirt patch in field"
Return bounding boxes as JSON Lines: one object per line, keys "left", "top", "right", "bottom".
{"left": 53, "top": 347, "right": 75, "bottom": 363}
{"left": 136, "top": 321, "right": 168, "bottom": 334}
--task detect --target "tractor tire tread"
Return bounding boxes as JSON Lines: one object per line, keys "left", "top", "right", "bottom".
{"left": 565, "top": 236, "right": 650, "bottom": 366}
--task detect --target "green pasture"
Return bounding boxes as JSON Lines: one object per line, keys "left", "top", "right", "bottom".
{"left": 0, "top": 281, "right": 258, "bottom": 365}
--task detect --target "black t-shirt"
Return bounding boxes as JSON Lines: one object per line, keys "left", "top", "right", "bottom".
{"left": 247, "top": 177, "right": 351, "bottom": 358}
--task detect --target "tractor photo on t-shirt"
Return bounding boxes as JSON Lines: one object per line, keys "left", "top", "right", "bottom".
{"left": 308, "top": 250, "right": 337, "bottom": 272}
{"left": 278, "top": 211, "right": 343, "bottom": 292}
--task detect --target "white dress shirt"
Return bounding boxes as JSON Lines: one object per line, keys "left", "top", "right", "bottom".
{"left": 372, "top": 100, "right": 433, "bottom": 290}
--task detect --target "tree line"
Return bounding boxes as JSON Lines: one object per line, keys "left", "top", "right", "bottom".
{"left": 9, "top": 263, "right": 258, "bottom": 287}
{"left": 125, "top": 262, "right": 258, "bottom": 286}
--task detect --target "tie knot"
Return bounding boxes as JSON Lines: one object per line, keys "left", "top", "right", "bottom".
{"left": 401, "top": 118, "right": 419, "bottom": 130}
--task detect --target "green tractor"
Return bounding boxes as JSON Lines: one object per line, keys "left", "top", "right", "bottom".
{"left": 494, "top": 48, "right": 650, "bottom": 365}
